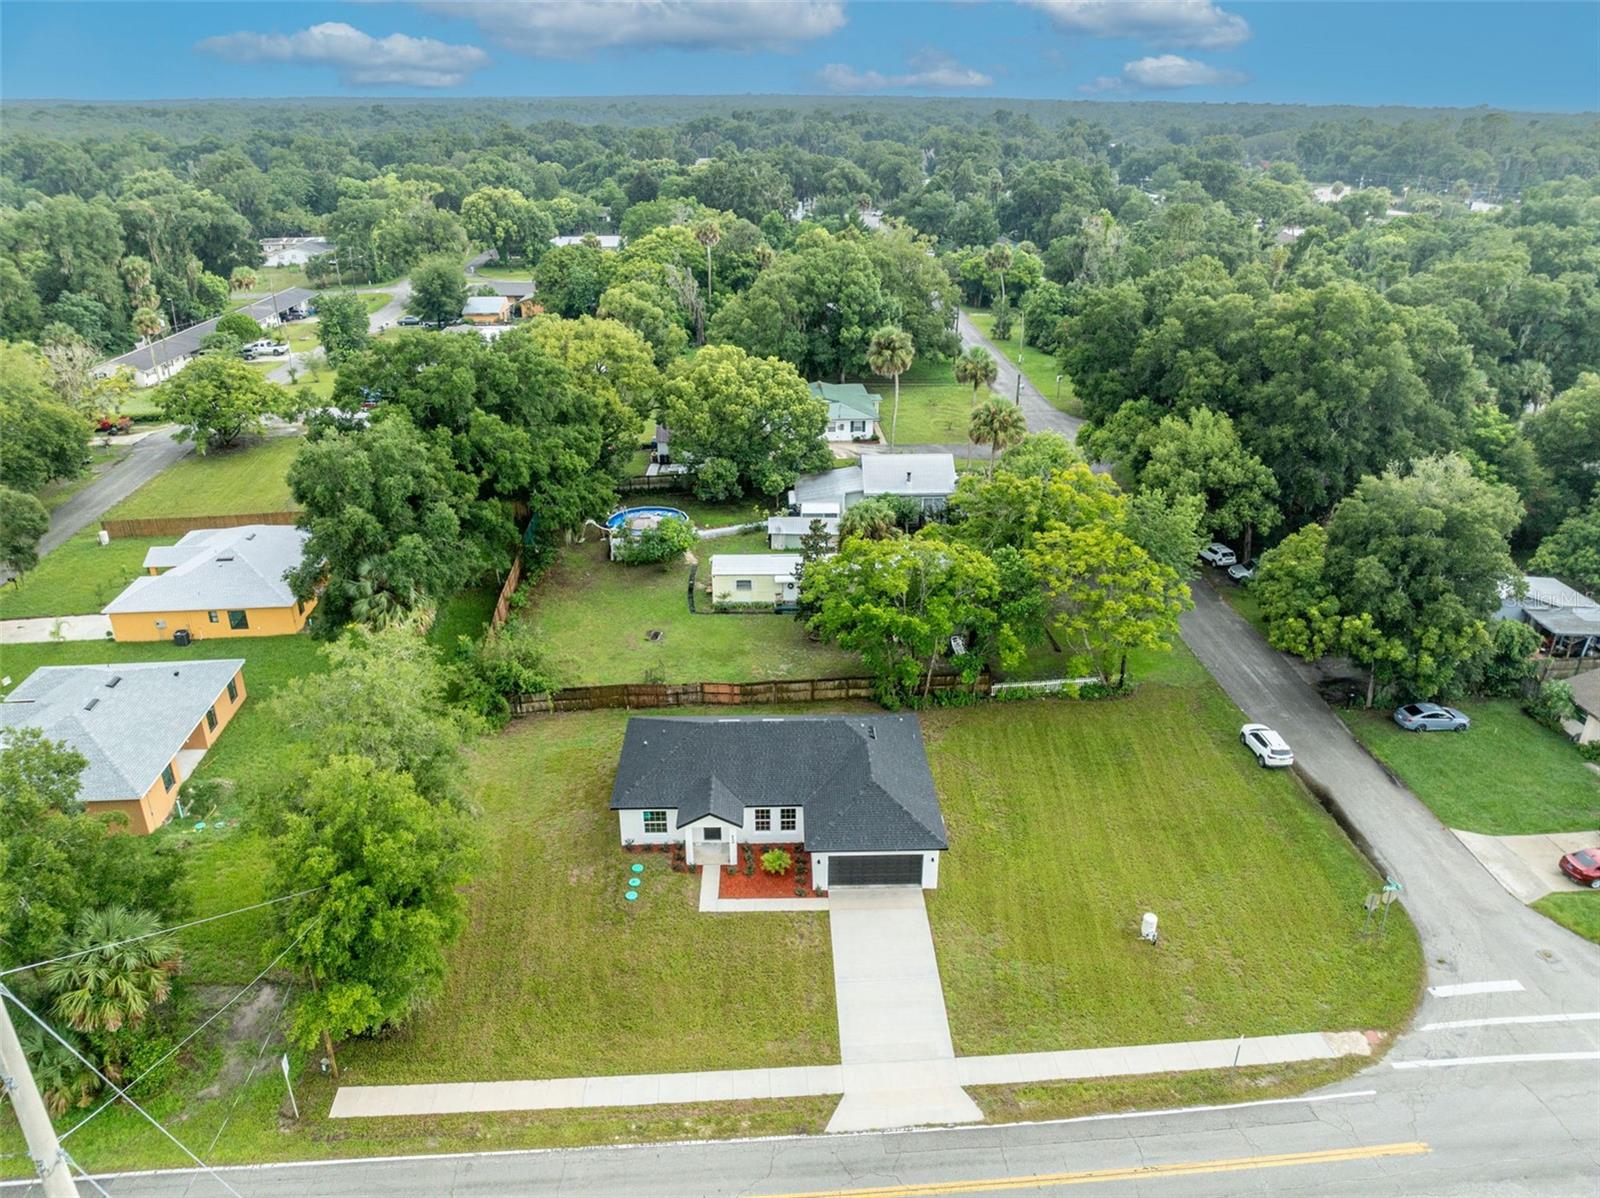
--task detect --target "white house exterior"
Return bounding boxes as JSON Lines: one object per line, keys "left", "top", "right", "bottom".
{"left": 809, "top": 381, "right": 881, "bottom": 442}
{"left": 260, "top": 237, "right": 332, "bottom": 266}
{"left": 550, "top": 234, "right": 622, "bottom": 250}
{"left": 766, "top": 515, "right": 840, "bottom": 550}
{"left": 709, "top": 553, "right": 800, "bottom": 607}
{"left": 609, "top": 715, "right": 948, "bottom": 887}
{"left": 788, "top": 452, "right": 958, "bottom": 513}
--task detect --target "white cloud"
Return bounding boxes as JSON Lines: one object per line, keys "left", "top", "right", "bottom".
{"left": 428, "top": 0, "right": 846, "bottom": 57}
{"left": 820, "top": 52, "right": 993, "bottom": 92}
{"left": 1083, "top": 53, "right": 1246, "bottom": 92}
{"left": 197, "top": 22, "right": 489, "bottom": 87}
{"left": 1024, "top": 0, "right": 1249, "bottom": 50}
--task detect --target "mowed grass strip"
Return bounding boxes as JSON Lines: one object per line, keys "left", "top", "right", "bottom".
{"left": 1339, "top": 700, "right": 1600, "bottom": 835}
{"left": 863, "top": 360, "right": 982, "bottom": 446}
{"left": 1532, "top": 892, "right": 1600, "bottom": 944}
{"left": 107, "top": 434, "right": 302, "bottom": 518}
{"left": 518, "top": 533, "right": 859, "bottom": 686}
{"left": 340, "top": 709, "right": 840, "bottom": 1083}
{"left": 924, "top": 669, "right": 1422, "bottom": 1055}
{"left": 0, "top": 528, "right": 167, "bottom": 618}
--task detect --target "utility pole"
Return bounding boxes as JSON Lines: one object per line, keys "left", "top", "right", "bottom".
{"left": 0, "top": 990, "right": 80, "bottom": 1197}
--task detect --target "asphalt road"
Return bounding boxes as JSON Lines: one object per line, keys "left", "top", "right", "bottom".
{"left": 0, "top": 428, "right": 193, "bottom": 586}
{"left": 37, "top": 576, "right": 1599, "bottom": 1195}
{"left": 956, "top": 309, "right": 1083, "bottom": 442}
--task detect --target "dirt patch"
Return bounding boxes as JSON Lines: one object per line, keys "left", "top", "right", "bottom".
{"left": 194, "top": 982, "right": 286, "bottom": 1100}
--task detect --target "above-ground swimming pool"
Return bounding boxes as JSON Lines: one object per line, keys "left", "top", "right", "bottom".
{"left": 606, "top": 506, "right": 691, "bottom": 559}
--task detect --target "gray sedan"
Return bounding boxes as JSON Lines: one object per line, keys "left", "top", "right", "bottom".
{"left": 1393, "top": 702, "right": 1471, "bottom": 732}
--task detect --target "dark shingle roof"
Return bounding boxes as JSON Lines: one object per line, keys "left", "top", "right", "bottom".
{"left": 609, "top": 715, "right": 947, "bottom": 853}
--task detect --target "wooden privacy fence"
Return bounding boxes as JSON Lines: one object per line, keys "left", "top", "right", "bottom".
{"left": 101, "top": 510, "right": 300, "bottom": 539}
{"left": 490, "top": 551, "right": 525, "bottom": 631}
{"left": 509, "top": 672, "right": 987, "bottom": 715}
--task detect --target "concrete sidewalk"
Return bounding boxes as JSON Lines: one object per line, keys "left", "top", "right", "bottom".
{"left": 1, "top": 614, "right": 113, "bottom": 644}
{"left": 328, "top": 1028, "right": 1372, "bottom": 1121}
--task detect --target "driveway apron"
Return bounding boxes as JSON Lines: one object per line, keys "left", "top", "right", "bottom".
{"left": 824, "top": 887, "right": 982, "bottom": 1132}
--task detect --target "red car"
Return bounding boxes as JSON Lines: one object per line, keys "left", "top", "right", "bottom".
{"left": 1558, "top": 848, "right": 1600, "bottom": 889}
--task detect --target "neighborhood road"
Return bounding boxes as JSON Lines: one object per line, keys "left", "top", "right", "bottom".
{"left": 0, "top": 428, "right": 192, "bottom": 586}
{"left": 956, "top": 309, "right": 1083, "bottom": 442}
{"left": 45, "top": 580, "right": 1600, "bottom": 1195}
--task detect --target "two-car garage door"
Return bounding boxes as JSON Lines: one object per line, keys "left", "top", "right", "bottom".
{"left": 828, "top": 853, "right": 924, "bottom": 887}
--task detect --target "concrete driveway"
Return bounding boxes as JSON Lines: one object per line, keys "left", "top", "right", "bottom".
{"left": 824, "top": 887, "right": 981, "bottom": 1132}
{"left": 1, "top": 614, "right": 114, "bottom": 644}
{"left": 1453, "top": 829, "right": 1600, "bottom": 902}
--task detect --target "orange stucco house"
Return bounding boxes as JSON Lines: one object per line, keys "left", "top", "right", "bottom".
{"left": 0, "top": 659, "right": 247, "bottom": 834}
{"left": 103, "top": 524, "right": 315, "bottom": 643}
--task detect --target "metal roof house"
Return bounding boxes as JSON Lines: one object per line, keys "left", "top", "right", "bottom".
{"left": 1497, "top": 575, "right": 1600, "bottom": 659}
{"left": 103, "top": 525, "right": 314, "bottom": 642}
{"left": 609, "top": 715, "right": 948, "bottom": 886}
{"left": 767, "top": 514, "right": 840, "bottom": 550}
{"left": 95, "top": 288, "right": 317, "bottom": 387}
{"left": 789, "top": 453, "right": 958, "bottom": 514}
{"left": 810, "top": 381, "right": 881, "bottom": 442}
{"left": 1, "top": 659, "right": 247, "bottom": 834}
{"left": 708, "top": 553, "right": 801, "bottom": 610}
{"left": 550, "top": 234, "right": 621, "bottom": 250}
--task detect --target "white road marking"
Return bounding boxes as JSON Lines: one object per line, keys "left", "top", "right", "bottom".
{"left": 1391, "top": 1052, "right": 1600, "bottom": 1070}
{"left": 1418, "top": 1012, "right": 1600, "bottom": 1032}
{"left": 1426, "top": 980, "right": 1525, "bottom": 997}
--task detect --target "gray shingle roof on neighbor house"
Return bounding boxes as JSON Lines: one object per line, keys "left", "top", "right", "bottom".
{"left": 99, "top": 289, "right": 317, "bottom": 374}
{"left": 609, "top": 715, "right": 948, "bottom": 853}
{"left": 1, "top": 660, "right": 244, "bottom": 802}
{"left": 476, "top": 278, "right": 536, "bottom": 297}
{"left": 105, "top": 525, "right": 308, "bottom": 615}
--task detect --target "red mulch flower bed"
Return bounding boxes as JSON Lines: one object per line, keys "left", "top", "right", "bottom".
{"left": 718, "top": 843, "right": 826, "bottom": 899}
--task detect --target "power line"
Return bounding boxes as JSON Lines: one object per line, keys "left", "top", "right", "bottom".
{"left": 62, "top": 1152, "right": 112, "bottom": 1198}
{"left": 0, "top": 887, "right": 326, "bottom": 979}
{"left": 188, "top": 983, "right": 294, "bottom": 1198}
{"left": 59, "top": 922, "right": 316, "bottom": 1143}
{"left": 0, "top": 984, "right": 244, "bottom": 1198}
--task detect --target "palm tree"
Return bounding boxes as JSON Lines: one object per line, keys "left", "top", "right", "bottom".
{"left": 970, "top": 397, "right": 1027, "bottom": 476}
{"left": 132, "top": 306, "right": 164, "bottom": 376}
{"left": 229, "top": 265, "right": 258, "bottom": 293}
{"left": 42, "top": 907, "right": 180, "bottom": 1036}
{"left": 984, "top": 243, "right": 1013, "bottom": 306}
{"left": 953, "top": 346, "right": 998, "bottom": 405}
{"left": 346, "top": 558, "right": 420, "bottom": 628}
{"left": 693, "top": 218, "right": 723, "bottom": 306}
{"left": 866, "top": 326, "right": 915, "bottom": 447}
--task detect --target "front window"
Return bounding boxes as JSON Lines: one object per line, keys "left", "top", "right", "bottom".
{"left": 160, "top": 764, "right": 176, "bottom": 791}
{"left": 755, "top": 808, "right": 771, "bottom": 832}
{"left": 643, "top": 810, "right": 668, "bottom": 834}
{"left": 227, "top": 610, "right": 249, "bottom": 630}
{"left": 851, "top": 420, "right": 867, "bottom": 433}
{"left": 735, "top": 580, "right": 753, "bottom": 593}
{"left": 780, "top": 807, "right": 797, "bottom": 832}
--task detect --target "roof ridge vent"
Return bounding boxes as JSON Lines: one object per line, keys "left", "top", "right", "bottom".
{"left": 105, "top": 675, "right": 121, "bottom": 688}
{"left": 216, "top": 550, "right": 235, "bottom": 562}
{"left": 83, "top": 697, "right": 99, "bottom": 711}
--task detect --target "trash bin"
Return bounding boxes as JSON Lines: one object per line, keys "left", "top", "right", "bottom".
{"left": 173, "top": 629, "right": 192, "bottom": 647}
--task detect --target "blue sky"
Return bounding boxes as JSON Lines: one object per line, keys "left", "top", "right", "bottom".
{"left": 3, "top": 2, "right": 1596, "bottom": 111}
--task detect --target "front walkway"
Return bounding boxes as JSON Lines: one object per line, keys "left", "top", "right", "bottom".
{"left": 824, "top": 888, "right": 981, "bottom": 1131}
{"left": 0, "top": 614, "right": 113, "bottom": 644}
{"left": 328, "top": 1028, "right": 1371, "bottom": 1121}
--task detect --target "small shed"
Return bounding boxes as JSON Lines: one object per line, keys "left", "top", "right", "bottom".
{"left": 709, "top": 554, "right": 801, "bottom": 609}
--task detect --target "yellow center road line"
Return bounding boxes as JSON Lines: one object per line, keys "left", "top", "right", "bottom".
{"left": 752, "top": 1142, "right": 1431, "bottom": 1198}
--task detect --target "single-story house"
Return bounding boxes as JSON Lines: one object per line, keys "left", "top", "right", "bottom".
{"left": 609, "top": 715, "right": 948, "bottom": 887}
{"left": 259, "top": 236, "right": 332, "bottom": 266}
{"left": 709, "top": 553, "right": 800, "bottom": 608}
{"left": 462, "top": 295, "right": 512, "bottom": 324}
{"left": 766, "top": 515, "right": 840, "bottom": 551}
{"left": 810, "top": 381, "right": 881, "bottom": 442}
{"left": 1, "top": 660, "right": 247, "bottom": 834}
{"left": 94, "top": 288, "right": 316, "bottom": 387}
{"left": 788, "top": 452, "right": 958, "bottom": 514}
{"left": 1496, "top": 575, "right": 1600, "bottom": 659}
{"left": 103, "top": 525, "right": 314, "bottom": 642}
{"left": 550, "top": 234, "right": 622, "bottom": 250}
{"left": 1567, "top": 670, "right": 1600, "bottom": 745}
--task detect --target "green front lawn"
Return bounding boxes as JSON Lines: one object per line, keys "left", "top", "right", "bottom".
{"left": 472, "top": 261, "right": 538, "bottom": 281}
{"left": 866, "top": 359, "right": 983, "bottom": 447}
{"left": 0, "top": 529, "right": 167, "bottom": 619}
{"left": 925, "top": 663, "right": 1422, "bottom": 1054}
{"left": 1532, "top": 892, "right": 1600, "bottom": 944}
{"left": 1339, "top": 701, "right": 1600, "bottom": 835}
{"left": 107, "top": 434, "right": 302, "bottom": 519}
{"left": 965, "top": 306, "right": 1082, "bottom": 417}
{"left": 518, "top": 532, "right": 859, "bottom": 686}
